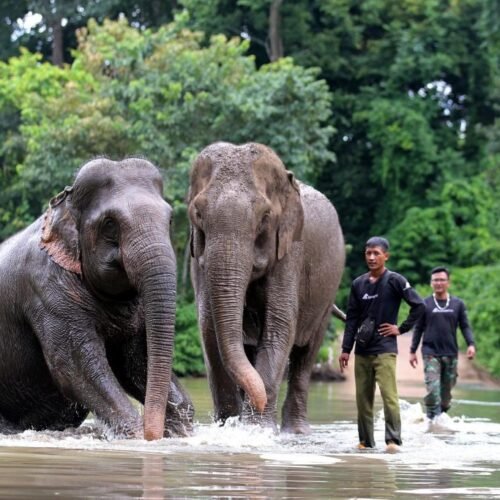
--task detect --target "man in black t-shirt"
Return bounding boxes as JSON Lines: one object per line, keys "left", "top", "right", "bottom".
{"left": 410, "top": 266, "right": 476, "bottom": 422}
{"left": 339, "top": 237, "right": 424, "bottom": 453}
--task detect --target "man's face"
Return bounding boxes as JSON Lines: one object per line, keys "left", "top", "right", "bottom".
{"left": 431, "top": 271, "right": 450, "bottom": 295}
{"left": 364, "top": 245, "right": 388, "bottom": 271}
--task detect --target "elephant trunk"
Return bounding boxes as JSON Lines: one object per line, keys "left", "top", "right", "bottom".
{"left": 206, "top": 236, "right": 267, "bottom": 413}
{"left": 126, "top": 232, "right": 177, "bottom": 441}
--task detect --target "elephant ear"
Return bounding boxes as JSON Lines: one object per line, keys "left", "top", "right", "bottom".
{"left": 189, "top": 193, "right": 207, "bottom": 259}
{"left": 277, "top": 171, "right": 304, "bottom": 261}
{"left": 189, "top": 225, "right": 203, "bottom": 259}
{"left": 188, "top": 154, "right": 213, "bottom": 203}
{"left": 39, "top": 187, "right": 82, "bottom": 276}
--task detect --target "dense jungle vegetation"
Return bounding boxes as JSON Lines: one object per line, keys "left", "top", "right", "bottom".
{"left": 0, "top": 1, "right": 498, "bottom": 377}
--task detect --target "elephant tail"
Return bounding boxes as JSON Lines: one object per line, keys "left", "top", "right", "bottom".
{"left": 331, "top": 304, "right": 346, "bottom": 322}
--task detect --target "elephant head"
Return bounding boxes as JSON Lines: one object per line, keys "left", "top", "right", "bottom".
{"left": 188, "top": 142, "right": 304, "bottom": 412}
{"left": 40, "top": 158, "right": 176, "bottom": 440}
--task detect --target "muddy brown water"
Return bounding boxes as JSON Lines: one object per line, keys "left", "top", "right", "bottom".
{"left": 1, "top": 374, "right": 499, "bottom": 499}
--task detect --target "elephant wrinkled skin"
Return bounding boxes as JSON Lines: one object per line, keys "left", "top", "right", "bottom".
{"left": 0, "top": 158, "right": 193, "bottom": 440}
{"left": 189, "top": 142, "right": 345, "bottom": 434}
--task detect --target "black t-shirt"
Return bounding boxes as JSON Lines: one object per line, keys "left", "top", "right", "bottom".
{"left": 410, "top": 295, "right": 475, "bottom": 356}
{"left": 342, "top": 269, "right": 424, "bottom": 355}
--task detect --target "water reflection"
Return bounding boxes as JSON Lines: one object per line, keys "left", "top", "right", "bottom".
{"left": 0, "top": 379, "right": 499, "bottom": 499}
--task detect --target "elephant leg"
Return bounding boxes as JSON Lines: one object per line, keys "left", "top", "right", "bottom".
{"left": 245, "top": 344, "right": 289, "bottom": 430}
{"left": 0, "top": 413, "right": 22, "bottom": 434}
{"left": 246, "top": 317, "right": 294, "bottom": 429}
{"left": 1, "top": 358, "right": 89, "bottom": 433}
{"left": 108, "top": 335, "right": 194, "bottom": 437}
{"left": 163, "top": 373, "right": 195, "bottom": 437}
{"left": 18, "top": 390, "right": 89, "bottom": 432}
{"left": 281, "top": 308, "right": 331, "bottom": 434}
{"left": 244, "top": 264, "right": 299, "bottom": 429}
{"left": 38, "top": 319, "right": 142, "bottom": 438}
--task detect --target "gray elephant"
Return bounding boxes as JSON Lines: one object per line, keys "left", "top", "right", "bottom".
{"left": 0, "top": 158, "right": 193, "bottom": 440}
{"left": 189, "top": 142, "right": 345, "bottom": 434}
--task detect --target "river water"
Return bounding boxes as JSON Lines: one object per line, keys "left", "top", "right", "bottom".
{"left": 0, "top": 377, "right": 499, "bottom": 499}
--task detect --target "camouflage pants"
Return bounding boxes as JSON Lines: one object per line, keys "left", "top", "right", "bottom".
{"left": 423, "top": 355, "right": 458, "bottom": 419}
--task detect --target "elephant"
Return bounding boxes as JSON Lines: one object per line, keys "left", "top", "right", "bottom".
{"left": 188, "top": 142, "right": 345, "bottom": 434}
{"left": 0, "top": 158, "right": 193, "bottom": 440}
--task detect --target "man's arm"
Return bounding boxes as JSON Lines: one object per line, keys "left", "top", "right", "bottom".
{"left": 399, "top": 286, "right": 425, "bottom": 334}
{"left": 410, "top": 312, "right": 426, "bottom": 354}
{"left": 458, "top": 300, "right": 474, "bottom": 346}
{"left": 458, "top": 299, "right": 476, "bottom": 359}
{"left": 380, "top": 277, "right": 425, "bottom": 337}
{"left": 409, "top": 311, "right": 426, "bottom": 368}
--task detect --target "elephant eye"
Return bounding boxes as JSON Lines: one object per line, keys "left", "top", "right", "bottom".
{"left": 255, "top": 211, "right": 271, "bottom": 248}
{"left": 258, "top": 211, "right": 271, "bottom": 232}
{"left": 101, "top": 217, "right": 119, "bottom": 241}
{"left": 190, "top": 208, "right": 203, "bottom": 229}
{"left": 193, "top": 227, "right": 205, "bottom": 258}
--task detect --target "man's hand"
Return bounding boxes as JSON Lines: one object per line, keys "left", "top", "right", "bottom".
{"left": 467, "top": 345, "right": 476, "bottom": 360}
{"left": 409, "top": 352, "right": 418, "bottom": 368}
{"left": 378, "top": 323, "right": 400, "bottom": 337}
{"left": 339, "top": 353, "right": 350, "bottom": 373}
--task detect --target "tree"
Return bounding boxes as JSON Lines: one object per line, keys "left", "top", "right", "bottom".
{"left": 0, "top": 0, "right": 29, "bottom": 60}
{"left": 388, "top": 173, "right": 499, "bottom": 283}
{"left": 0, "top": 0, "right": 180, "bottom": 65}
{"left": 179, "top": 0, "right": 499, "bottom": 277}
{"left": 0, "top": 17, "right": 334, "bottom": 283}
{"left": 450, "top": 265, "right": 500, "bottom": 378}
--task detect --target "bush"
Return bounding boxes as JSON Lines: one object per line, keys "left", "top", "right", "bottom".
{"left": 451, "top": 265, "right": 500, "bottom": 378}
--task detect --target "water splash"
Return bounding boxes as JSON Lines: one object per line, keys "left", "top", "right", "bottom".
{"left": 0, "top": 399, "right": 499, "bottom": 472}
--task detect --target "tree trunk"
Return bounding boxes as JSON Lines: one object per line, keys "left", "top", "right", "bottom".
{"left": 268, "top": 0, "right": 284, "bottom": 61}
{"left": 51, "top": 18, "right": 64, "bottom": 66}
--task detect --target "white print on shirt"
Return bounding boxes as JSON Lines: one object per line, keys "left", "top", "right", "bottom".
{"left": 362, "top": 293, "right": 378, "bottom": 300}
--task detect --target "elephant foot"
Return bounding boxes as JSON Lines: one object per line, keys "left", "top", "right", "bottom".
{"left": 164, "top": 401, "right": 194, "bottom": 438}
{"left": 280, "top": 420, "right": 311, "bottom": 435}
{"left": 163, "top": 417, "right": 193, "bottom": 438}
{"left": 241, "top": 403, "right": 278, "bottom": 432}
{"left": 109, "top": 416, "right": 144, "bottom": 439}
{"left": 164, "top": 378, "right": 195, "bottom": 438}
{"left": 0, "top": 414, "right": 22, "bottom": 435}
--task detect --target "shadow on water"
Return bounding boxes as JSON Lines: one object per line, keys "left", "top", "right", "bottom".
{"left": 0, "top": 378, "right": 499, "bottom": 499}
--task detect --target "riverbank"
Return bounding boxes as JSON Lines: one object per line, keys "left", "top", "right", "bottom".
{"left": 336, "top": 333, "right": 500, "bottom": 394}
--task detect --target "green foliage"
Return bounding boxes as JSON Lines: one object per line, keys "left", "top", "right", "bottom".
{"left": 0, "top": 17, "right": 333, "bottom": 239}
{"left": 197, "top": 0, "right": 499, "bottom": 280}
{"left": 389, "top": 173, "right": 499, "bottom": 283}
{"left": 354, "top": 96, "right": 438, "bottom": 230}
{"left": 0, "top": 4, "right": 498, "bottom": 378}
{"left": 1, "top": 0, "right": 176, "bottom": 65}
{"left": 173, "top": 300, "right": 205, "bottom": 377}
{"left": 0, "top": 50, "right": 88, "bottom": 237}
{"left": 316, "top": 345, "right": 330, "bottom": 364}
{"left": 68, "top": 17, "right": 333, "bottom": 198}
